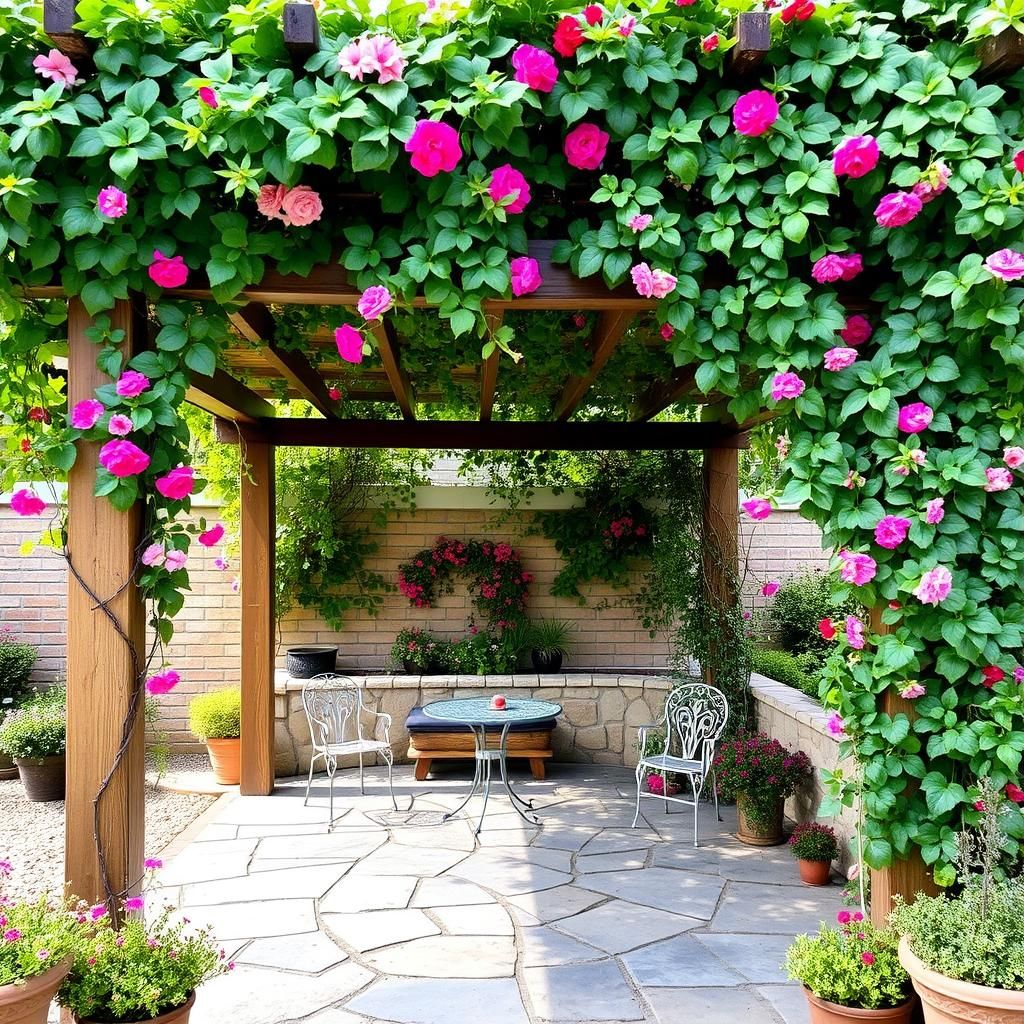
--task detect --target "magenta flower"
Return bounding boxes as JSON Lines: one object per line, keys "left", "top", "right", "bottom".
{"left": 123, "top": 896, "right": 144, "bottom": 912}
{"left": 660, "top": 323, "right": 674, "bottom": 340}
{"left": 70, "top": 399, "right": 105, "bottom": 430}
{"left": 357, "top": 285, "right": 392, "bottom": 321}
{"left": 845, "top": 615, "right": 865, "bottom": 650}
{"left": 198, "top": 86, "right": 218, "bottom": 108}
{"left": 148, "top": 250, "right": 189, "bottom": 289}
{"left": 32, "top": 49, "right": 78, "bottom": 88}
{"left": 553, "top": 16, "right": 586, "bottom": 57}
{"left": 10, "top": 489, "right": 46, "bottom": 516}
{"left": 840, "top": 315, "right": 872, "bottom": 346}
{"left": 812, "top": 253, "right": 862, "bottom": 283}
{"left": 335, "top": 324, "right": 364, "bottom": 364}
{"left": 761, "top": 581, "right": 780, "bottom": 597}
{"left": 108, "top": 414, "right": 134, "bottom": 436}
{"left": 732, "top": 89, "right": 779, "bottom": 137}
{"left": 618, "top": 14, "right": 636, "bottom": 35}
{"left": 913, "top": 566, "right": 953, "bottom": 606}
{"left": 701, "top": 33, "right": 719, "bottom": 53}
{"left": 984, "top": 248, "right": 1024, "bottom": 282}
{"left": 141, "top": 543, "right": 165, "bottom": 567}
{"left": 874, "top": 191, "right": 923, "bottom": 228}
{"left": 97, "top": 186, "right": 128, "bottom": 219}
{"left": 985, "top": 467, "right": 1013, "bottom": 492}
{"left": 99, "top": 440, "right": 150, "bottom": 478}
{"left": 155, "top": 466, "right": 195, "bottom": 500}
{"left": 826, "top": 713, "right": 845, "bottom": 737}
{"left": 405, "top": 120, "right": 462, "bottom": 177}
{"left": 510, "top": 256, "right": 543, "bottom": 296}
{"left": 900, "top": 682, "right": 926, "bottom": 699}
{"left": 198, "top": 523, "right": 225, "bottom": 547}
{"left": 584, "top": 4, "right": 603, "bottom": 22}
{"left": 1004, "top": 446, "right": 1024, "bottom": 469}
{"left": 146, "top": 670, "right": 180, "bottom": 695}
{"left": 89, "top": 904, "right": 108, "bottom": 921}
{"left": 564, "top": 123, "right": 609, "bottom": 170}
{"left": 231, "top": 577, "right": 240, "bottom": 594}
{"left": 488, "top": 164, "right": 531, "bottom": 214}
{"left": 770, "top": 372, "right": 805, "bottom": 401}
{"left": 629, "top": 213, "right": 653, "bottom": 232}
{"left": 511, "top": 44, "right": 558, "bottom": 92}
{"left": 913, "top": 160, "right": 950, "bottom": 204}
{"left": 833, "top": 135, "right": 879, "bottom": 179}
{"left": 144, "top": 858, "right": 162, "bottom": 870}
{"left": 823, "top": 347, "right": 857, "bottom": 371}
{"left": 837, "top": 911, "right": 852, "bottom": 925}
{"left": 1014, "top": 667, "right": 1024, "bottom": 684}
{"left": 370, "top": 36, "right": 406, "bottom": 84}
{"left": 925, "top": 497, "right": 945, "bottom": 524}
{"left": 839, "top": 550, "right": 877, "bottom": 586}
{"left": 630, "top": 263, "right": 676, "bottom": 299}
{"left": 164, "top": 549, "right": 187, "bottom": 571}
{"left": 3, "top": 928, "right": 21, "bottom": 942}
{"left": 874, "top": 515, "right": 911, "bottom": 549}
{"left": 213, "top": 556, "right": 230, "bottom": 571}
{"left": 116, "top": 370, "right": 150, "bottom": 398}
{"left": 861, "top": 951, "right": 876, "bottom": 966}
{"left": 742, "top": 498, "right": 772, "bottom": 521}
{"left": 897, "top": 402, "right": 933, "bottom": 433}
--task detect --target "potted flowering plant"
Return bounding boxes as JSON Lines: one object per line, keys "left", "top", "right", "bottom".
{"left": 0, "top": 631, "right": 37, "bottom": 780}
{"left": 188, "top": 688, "right": 241, "bottom": 786}
{"left": 786, "top": 910, "right": 915, "bottom": 1023}
{"left": 391, "top": 628, "right": 448, "bottom": 674}
{"left": 0, "top": 859, "right": 81, "bottom": 1024}
{"left": 635, "top": 729, "right": 681, "bottom": 796}
{"left": 789, "top": 822, "right": 839, "bottom": 886}
{"left": 713, "top": 732, "right": 811, "bottom": 845}
{"left": 0, "top": 688, "right": 66, "bottom": 802}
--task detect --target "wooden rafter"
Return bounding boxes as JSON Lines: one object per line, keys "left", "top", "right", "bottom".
{"left": 730, "top": 12, "right": 770, "bottom": 76}
{"left": 185, "top": 368, "right": 275, "bottom": 423}
{"left": 553, "top": 309, "right": 636, "bottom": 421}
{"left": 369, "top": 322, "right": 415, "bottom": 420}
{"left": 480, "top": 309, "right": 504, "bottom": 422}
{"left": 631, "top": 367, "right": 698, "bottom": 423}
{"left": 978, "top": 29, "right": 1024, "bottom": 77}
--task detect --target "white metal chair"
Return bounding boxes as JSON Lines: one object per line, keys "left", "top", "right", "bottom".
{"left": 631, "top": 683, "right": 729, "bottom": 846}
{"left": 301, "top": 673, "right": 397, "bottom": 826}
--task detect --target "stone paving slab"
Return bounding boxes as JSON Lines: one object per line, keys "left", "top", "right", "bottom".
{"left": 324, "top": 908, "right": 440, "bottom": 952}
{"left": 709, "top": 881, "right": 844, "bottom": 934}
{"left": 644, "top": 985, "right": 783, "bottom": 1023}
{"left": 505, "top": 884, "right": 607, "bottom": 923}
{"left": 410, "top": 875, "right": 492, "bottom": 908}
{"left": 578, "top": 866, "right": 725, "bottom": 920}
{"left": 236, "top": 931, "right": 349, "bottom": 973}
{"left": 552, "top": 898, "right": 701, "bottom": 954}
{"left": 575, "top": 850, "right": 648, "bottom": 873}
{"left": 429, "top": 902, "right": 514, "bottom": 935}
{"left": 694, "top": 933, "right": 796, "bottom": 984}
{"left": 621, "top": 933, "right": 745, "bottom": 988}
{"left": 363, "top": 933, "right": 516, "bottom": 978}
{"left": 518, "top": 926, "right": 606, "bottom": 967}
{"left": 180, "top": 898, "right": 318, "bottom": 940}
{"left": 180, "top": 863, "right": 345, "bottom": 905}
{"left": 320, "top": 873, "right": 418, "bottom": 912}
{"left": 347, "top": 978, "right": 529, "bottom": 1024}
{"left": 522, "top": 962, "right": 645, "bottom": 1022}
{"left": 757, "top": 984, "right": 810, "bottom": 1023}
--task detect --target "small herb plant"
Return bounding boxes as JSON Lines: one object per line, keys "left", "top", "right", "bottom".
{"left": 789, "top": 822, "right": 840, "bottom": 862}
{"left": 749, "top": 648, "right": 823, "bottom": 701}
{"left": 0, "top": 687, "right": 66, "bottom": 759}
{"left": 392, "top": 627, "right": 448, "bottom": 673}
{"left": 188, "top": 687, "right": 241, "bottom": 741}
{"left": 786, "top": 910, "right": 911, "bottom": 1009}
{"left": 713, "top": 732, "right": 812, "bottom": 828}
{"left": 528, "top": 619, "right": 575, "bottom": 657}
{"left": 391, "top": 627, "right": 517, "bottom": 675}
{"left": 0, "top": 628, "right": 37, "bottom": 707}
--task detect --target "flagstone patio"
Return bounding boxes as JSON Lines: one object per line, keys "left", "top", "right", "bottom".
{"left": 159, "top": 765, "right": 842, "bottom": 1024}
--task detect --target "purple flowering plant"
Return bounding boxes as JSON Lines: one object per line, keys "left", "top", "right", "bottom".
{"left": 789, "top": 821, "right": 840, "bottom": 862}
{"left": 713, "top": 732, "right": 812, "bottom": 828}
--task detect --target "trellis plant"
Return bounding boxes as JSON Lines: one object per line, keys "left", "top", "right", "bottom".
{"left": 0, "top": 0, "right": 1022, "bottom": 885}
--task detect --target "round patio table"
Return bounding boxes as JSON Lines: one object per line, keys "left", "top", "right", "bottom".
{"left": 421, "top": 696, "right": 562, "bottom": 835}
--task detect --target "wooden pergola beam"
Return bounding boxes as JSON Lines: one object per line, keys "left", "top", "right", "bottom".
{"left": 215, "top": 416, "right": 748, "bottom": 451}
{"left": 978, "top": 29, "right": 1024, "bottom": 77}
{"left": 283, "top": 2, "right": 320, "bottom": 60}
{"left": 185, "top": 368, "right": 276, "bottom": 423}
{"left": 631, "top": 367, "right": 698, "bottom": 423}
{"left": 553, "top": 309, "right": 636, "bottom": 421}
{"left": 43, "top": 0, "right": 94, "bottom": 61}
{"left": 730, "top": 12, "right": 771, "bottom": 76}
{"left": 369, "top": 322, "right": 415, "bottom": 420}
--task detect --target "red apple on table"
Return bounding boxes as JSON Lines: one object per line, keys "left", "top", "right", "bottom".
{"left": 491, "top": 695, "right": 507, "bottom": 710}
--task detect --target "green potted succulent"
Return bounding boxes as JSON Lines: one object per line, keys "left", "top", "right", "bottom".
{"left": 0, "top": 860, "right": 82, "bottom": 1024}
{"left": 0, "top": 632, "right": 37, "bottom": 780}
{"left": 789, "top": 822, "right": 839, "bottom": 886}
{"left": 0, "top": 687, "right": 66, "bottom": 802}
{"left": 786, "top": 910, "right": 915, "bottom": 1022}
{"left": 188, "top": 688, "right": 241, "bottom": 786}
{"left": 527, "top": 619, "right": 574, "bottom": 673}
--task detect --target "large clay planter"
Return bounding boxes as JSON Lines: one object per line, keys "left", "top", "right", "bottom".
{"left": 736, "top": 792, "right": 785, "bottom": 845}
{"left": 899, "top": 935, "right": 1024, "bottom": 1023}
{"left": 798, "top": 858, "right": 832, "bottom": 886}
{"left": 0, "top": 956, "right": 72, "bottom": 1024}
{"left": 14, "top": 755, "right": 65, "bottom": 802}
{"left": 75, "top": 990, "right": 195, "bottom": 1024}
{"left": 802, "top": 988, "right": 916, "bottom": 1024}
{"left": 205, "top": 738, "right": 240, "bottom": 785}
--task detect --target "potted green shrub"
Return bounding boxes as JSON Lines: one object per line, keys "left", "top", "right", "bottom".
{"left": 60, "top": 897, "right": 230, "bottom": 1023}
{"left": 789, "top": 822, "right": 839, "bottom": 886}
{"left": 528, "top": 619, "right": 574, "bottom": 673}
{"left": 0, "top": 861, "right": 81, "bottom": 1024}
{"left": 188, "top": 688, "right": 241, "bottom": 786}
{"left": 0, "top": 632, "right": 37, "bottom": 780}
{"left": 786, "top": 910, "right": 915, "bottom": 1022}
{"left": 391, "top": 628, "right": 449, "bottom": 674}
{"left": 713, "top": 732, "right": 811, "bottom": 845}
{"left": 0, "top": 688, "right": 66, "bottom": 802}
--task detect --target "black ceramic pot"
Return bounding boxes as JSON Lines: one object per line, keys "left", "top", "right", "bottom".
{"left": 531, "top": 650, "right": 563, "bottom": 673}
{"left": 285, "top": 646, "right": 338, "bottom": 679}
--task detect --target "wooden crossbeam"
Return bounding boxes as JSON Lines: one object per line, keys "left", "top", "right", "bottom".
{"left": 215, "top": 417, "right": 748, "bottom": 451}
{"left": 730, "top": 12, "right": 771, "bottom": 76}
{"left": 369, "top": 322, "right": 415, "bottom": 420}
{"left": 978, "top": 29, "right": 1024, "bottom": 77}
{"left": 553, "top": 310, "right": 636, "bottom": 421}
{"left": 43, "top": 0, "right": 94, "bottom": 61}
{"left": 283, "top": 2, "right": 320, "bottom": 60}
{"left": 185, "top": 368, "right": 275, "bottom": 423}
{"left": 631, "top": 367, "right": 698, "bottom": 422}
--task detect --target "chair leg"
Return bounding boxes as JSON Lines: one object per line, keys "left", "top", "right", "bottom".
{"left": 303, "top": 752, "right": 318, "bottom": 806}
{"left": 663, "top": 771, "right": 669, "bottom": 814}
{"left": 327, "top": 754, "right": 337, "bottom": 830}
{"left": 358, "top": 751, "right": 365, "bottom": 795}
{"left": 385, "top": 749, "right": 397, "bottom": 811}
{"left": 689, "top": 774, "right": 701, "bottom": 847}
{"left": 712, "top": 767, "right": 722, "bottom": 821}
{"left": 631, "top": 761, "right": 644, "bottom": 829}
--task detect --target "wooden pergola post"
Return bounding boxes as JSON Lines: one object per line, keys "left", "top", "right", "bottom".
{"left": 240, "top": 439, "right": 276, "bottom": 795}
{"left": 701, "top": 446, "right": 740, "bottom": 689}
{"left": 65, "top": 297, "right": 146, "bottom": 904}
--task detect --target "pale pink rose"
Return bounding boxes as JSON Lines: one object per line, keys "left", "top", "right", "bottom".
{"left": 874, "top": 191, "right": 922, "bottom": 228}
{"left": 405, "top": 120, "right": 462, "bottom": 177}
{"left": 925, "top": 497, "right": 945, "bottom": 524}
{"left": 742, "top": 498, "right": 772, "bottom": 521}
{"left": 198, "top": 87, "right": 218, "bottom": 108}
{"left": 985, "top": 467, "right": 1013, "bottom": 492}
{"left": 732, "top": 89, "right": 779, "bottom": 137}
{"left": 148, "top": 250, "right": 188, "bottom": 288}
{"left": 357, "top": 286, "right": 393, "bottom": 321}
{"left": 256, "top": 184, "right": 288, "bottom": 221}
{"left": 108, "top": 414, "right": 134, "bottom": 436}
{"left": 99, "top": 440, "right": 150, "bottom": 478}
{"left": 10, "top": 489, "right": 46, "bottom": 516}
{"left": 97, "top": 186, "right": 128, "bottom": 219}
{"left": 631, "top": 263, "right": 655, "bottom": 297}
{"left": 618, "top": 14, "right": 636, "bottom": 35}
{"left": 629, "top": 214, "right": 653, "bottom": 232}
{"left": 913, "top": 566, "right": 953, "bottom": 606}
{"left": 198, "top": 523, "right": 225, "bottom": 547}
{"left": 280, "top": 185, "right": 323, "bottom": 227}
{"left": 840, "top": 315, "right": 872, "bottom": 346}
{"left": 146, "top": 670, "right": 180, "bottom": 696}
{"left": 770, "top": 372, "right": 805, "bottom": 401}
{"left": 761, "top": 581, "right": 780, "bottom": 597}
{"left": 70, "top": 399, "right": 104, "bottom": 430}
{"left": 335, "top": 324, "right": 364, "bottom": 364}
{"left": 985, "top": 249, "right": 1024, "bottom": 282}
{"left": 338, "top": 36, "right": 380, "bottom": 81}
{"left": 156, "top": 466, "right": 195, "bottom": 500}
{"left": 912, "top": 160, "right": 949, "bottom": 204}
{"left": 164, "top": 549, "right": 188, "bottom": 571}
{"left": 488, "top": 165, "right": 531, "bottom": 214}
{"left": 116, "top": 370, "right": 150, "bottom": 398}
{"left": 141, "top": 544, "right": 165, "bottom": 567}
{"left": 1004, "top": 446, "right": 1024, "bottom": 469}
{"left": 874, "top": 515, "right": 911, "bottom": 549}
{"left": 845, "top": 615, "right": 865, "bottom": 650}
{"left": 650, "top": 269, "right": 677, "bottom": 298}
{"left": 897, "top": 402, "right": 933, "bottom": 433}
{"left": 369, "top": 35, "right": 406, "bottom": 84}
{"left": 563, "top": 123, "right": 609, "bottom": 170}
{"left": 900, "top": 682, "right": 926, "bottom": 699}
{"left": 824, "top": 347, "right": 857, "bottom": 371}
{"left": 510, "top": 256, "right": 542, "bottom": 296}
{"left": 511, "top": 44, "right": 558, "bottom": 92}
{"left": 32, "top": 49, "right": 78, "bottom": 88}
{"left": 833, "top": 135, "right": 879, "bottom": 179}
{"left": 839, "top": 550, "right": 877, "bottom": 586}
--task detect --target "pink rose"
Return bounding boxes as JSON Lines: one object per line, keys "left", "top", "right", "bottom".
{"left": 838, "top": 254, "right": 863, "bottom": 281}
{"left": 116, "top": 370, "right": 150, "bottom": 398}
{"left": 832, "top": 135, "right": 879, "bottom": 179}
{"left": 510, "top": 256, "right": 542, "bottom": 296}
{"left": 583, "top": 4, "right": 603, "bottom": 23}
{"left": 732, "top": 89, "right": 779, "bottom": 137}
{"left": 1015, "top": 150, "right": 1024, "bottom": 174}
{"left": 913, "top": 566, "right": 952, "bottom": 606}
{"left": 164, "top": 549, "right": 187, "bottom": 571}
{"left": 32, "top": 49, "right": 78, "bottom": 88}
{"left": 553, "top": 16, "right": 585, "bottom": 57}
{"left": 823, "top": 347, "right": 857, "bottom": 371}
{"left": 357, "top": 285, "right": 393, "bottom": 321}
{"left": 985, "top": 467, "right": 1013, "bottom": 492}
{"left": 839, "top": 550, "right": 877, "bottom": 586}
{"left": 897, "top": 402, "right": 933, "bottom": 433}
{"left": 742, "top": 498, "right": 772, "bottom": 521}
{"left": 660, "top": 323, "right": 674, "bottom": 340}
{"left": 141, "top": 543, "right": 165, "bottom": 567}
{"left": 280, "top": 185, "right": 323, "bottom": 227}
{"left": 564, "top": 123, "right": 609, "bottom": 170}
{"left": 630, "top": 263, "right": 677, "bottom": 299}
{"left": 70, "top": 399, "right": 105, "bottom": 430}
{"left": 1004, "top": 446, "right": 1024, "bottom": 469}
{"left": 770, "top": 372, "right": 805, "bottom": 401}
{"left": 874, "top": 191, "right": 923, "bottom": 228}
{"left": 198, "top": 87, "right": 218, "bottom": 108}
{"left": 369, "top": 35, "right": 406, "bottom": 84}
{"left": 874, "top": 515, "right": 911, "bottom": 549}
{"left": 405, "top": 120, "right": 463, "bottom": 177}
{"left": 812, "top": 253, "right": 862, "bottom": 284}
{"left": 148, "top": 250, "right": 188, "bottom": 289}
{"left": 913, "top": 160, "right": 950, "bottom": 204}
{"left": 146, "top": 670, "right": 180, "bottom": 696}
{"left": 198, "top": 523, "right": 225, "bottom": 547}
{"left": 924, "top": 497, "right": 945, "bottom": 524}
{"left": 257, "top": 184, "right": 288, "bottom": 221}
{"left": 629, "top": 214, "right": 653, "bottom": 232}
{"left": 10, "top": 489, "right": 46, "bottom": 516}
{"left": 155, "top": 466, "right": 195, "bottom": 500}
{"left": 97, "top": 186, "right": 128, "bottom": 219}
{"left": 701, "top": 34, "right": 719, "bottom": 53}
{"left": 511, "top": 44, "right": 558, "bottom": 93}
{"left": 984, "top": 248, "right": 1024, "bottom": 282}
{"left": 99, "top": 440, "right": 151, "bottom": 478}
{"left": 488, "top": 165, "right": 531, "bottom": 214}
{"left": 650, "top": 269, "right": 677, "bottom": 298}
{"left": 845, "top": 615, "right": 865, "bottom": 650}
{"left": 335, "top": 324, "right": 364, "bottom": 364}
{"left": 840, "top": 314, "right": 872, "bottom": 346}
{"left": 761, "top": 581, "right": 780, "bottom": 597}
{"left": 900, "top": 682, "right": 926, "bottom": 699}
{"left": 108, "top": 414, "right": 134, "bottom": 436}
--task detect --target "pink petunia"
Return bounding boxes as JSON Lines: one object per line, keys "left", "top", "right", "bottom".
{"left": 925, "top": 497, "right": 945, "bottom": 524}
{"left": 108, "top": 414, "right": 134, "bottom": 436}
{"left": 984, "top": 249, "right": 1024, "bottom": 282}
{"left": 141, "top": 544, "right": 165, "bottom": 567}
{"left": 32, "top": 49, "right": 78, "bottom": 88}
{"left": 70, "top": 399, "right": 105, "bottom": 430}
{"left": 145, "top": 670, "right": 180, "bottom": 696}
{"left": 198, "top": 523, "right": 225, "bottom": 547}
{"left": 913, "top": 566, "right": 953, "bottom": 606}
{"left": 823, "top": 347, "right": 857, "bottom": 371}
{"left": 839, "top": 550, "right": 877, "bottom": 586}
{"left": 761, "top": 581, "right": 780, "bottom": 597}
{"left": 770, "top": 372, "right": 805, "bottom": 401}
{"left": 10, "top": 489, "right": 46, "bottom": 516}
{"left": 335, "top": 324, "right": 364, "bottom": 364}
{"left": 617, "top": 15, "right": 636, "bottom": 35}
{"left": 833, "top": 135, "right": 879, "bottom": 179}
{"left": 164, "top": 549, "right": 187, "bottom": 572}
{"left": 510, "top": 256, "right": 543, "bottom": 296}
{"left": 629, "top": 214, "right": 653, "bottom": 232}
{"left": 144, "top": 858, "right": 163, "bottom": 870}
{"left": 488, "top": 164, "right": 531, "bottom": 214}
{"left": 155, "top": 466, "right": 195, "bottom": 501}
{"left": 897, "top": 402, "right": 933, "bottom": 433}
{"left": 357, "top": 285, "right": 392, "bottom": 321}
{"left": 1014, "top": 666, "right": 1024, "bottom": 684}
{"left": 123, "top": 896, "right": 144, "bottom": 912}
{"left": 874, "top": 515, "right": 911, "bottom": 549}
{"left": 369, "top": 35, "right": 406, "bottom": 84}
{"left": 338, "top": 36, "right": 380, "bottom": 81}
{"left": 826, "top": 713, "right": 845, "bottom": 737}
{"left": 742, "top": 498, "right": 772, "bottom": 521}
{"left": 97, "top": 186, "right": 128, "bottom": 219}
{"left": 985, "top": 467, "right": 1013, "bottom": 492}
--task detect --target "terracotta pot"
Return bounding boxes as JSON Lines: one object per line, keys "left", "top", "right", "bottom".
{"left": 798, "top": 858, "right": 833, "bottom": 886}
{"left": 899, "top": 935, "right": 1024, "bottom": 1023}
{"left": 206, "top": 738, "right": 240, "bottom": 786}
{"left": 0, "top": 956, "right": 72, "bottom": 1024}
{"left": 802, "top": 987, "right": 916, "bottom": 1024}
{"left": 736, "top": 792, "right": 785, "bottom": 846}
{"left": 14, "top": 755, "right": 65, "bottom": 802}
{"left": 0, "top": 752, "right": 18, "bottom": 781}
{"left": 75, "top": 990, "right": 195, "bottom": 1024}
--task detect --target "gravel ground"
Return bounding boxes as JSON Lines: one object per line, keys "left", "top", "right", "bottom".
{"left": 0, "top": 769, "right": 215, "bottom": 899}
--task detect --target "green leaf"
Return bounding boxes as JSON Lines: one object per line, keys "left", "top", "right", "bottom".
{"left": 124, "top": 80, "right": 160, "bottom": 116}
{"left": 81, "top": 279, "right": 115, "bottom": 315}
{"left": 184, "top": 344, "right": 217, "bottom": 377}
